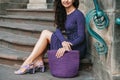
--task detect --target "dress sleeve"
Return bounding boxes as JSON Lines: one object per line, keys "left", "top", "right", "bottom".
{"left": 54, "top": 28, "right": 66, "bottom": 42}
{"left": 70, "top": 13, "right": 85, "bottom": 46}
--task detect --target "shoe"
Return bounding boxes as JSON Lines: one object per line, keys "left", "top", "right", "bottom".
{"left": 14, "top": 63, "right": 35, "bottom": 75}
{"left": 35, "top": 61, "right": 45, "bottom": 73}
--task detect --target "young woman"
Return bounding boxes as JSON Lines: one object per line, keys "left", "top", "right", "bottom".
{"left": 14, "top": 0, "right": 86, "bottom": 75}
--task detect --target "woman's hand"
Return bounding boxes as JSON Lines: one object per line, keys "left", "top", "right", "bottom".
{"left": 56, "top": 48, "right": 66, "bottom": 58}
{"left": 62, "top": 41, "right": 72, "bottom": 51}
{"left": 56, "top": 41, "right": 72, "bottom": 58}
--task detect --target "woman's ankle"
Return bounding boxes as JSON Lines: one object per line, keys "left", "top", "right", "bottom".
{"left": 22, "top": 61, "right": 33, "bottom": 67}
{"left": 35, "top": 60, "right": 44, "bottom": 67}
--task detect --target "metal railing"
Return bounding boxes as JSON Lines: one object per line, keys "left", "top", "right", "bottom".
{"left": 86, "top": 0, "right": 109, "bottom": 55}
{"left": 116, "top": 18, "right": 120, "bottom": 25}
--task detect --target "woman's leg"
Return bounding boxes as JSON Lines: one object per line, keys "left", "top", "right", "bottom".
{"left": 22, "top": 30, "right": 52, "bottom": 66}
{"left": 15, "top": 30, "right": 52, "bottom": 73}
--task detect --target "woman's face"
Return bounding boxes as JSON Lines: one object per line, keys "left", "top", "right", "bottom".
{"left": 61, "top": 0, "right": 74, "bottom": 8}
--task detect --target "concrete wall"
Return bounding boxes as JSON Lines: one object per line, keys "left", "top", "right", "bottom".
{"left": 79, "top": 0, "right": 120, "bottom": 80}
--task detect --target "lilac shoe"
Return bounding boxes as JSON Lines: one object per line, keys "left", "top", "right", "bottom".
{"left": 35, "top": 62, "right": 45, "bottom": 73}
{"left": 14, "top": 63, "right": 35, "bottom": 75}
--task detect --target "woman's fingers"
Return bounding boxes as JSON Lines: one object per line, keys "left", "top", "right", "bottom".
{"left": 56, "top": 48, "right": 65, "bottom": 58}
{"left": 67, "top": 44, "right": 72, "bottom": 50}
{"left": 62, "top": 41, "right": 72, "bottom": 51}
{"left": 56, "top": 49, "right": 61, "bottom": 58}
{"left": 64, "top": 46, "right": 71, "bottom": 51}
{"left": 57, "top": 49, "right": 64, "bottom": 58}
{"left": 68, "top": 42, "right": 73, "bottom": 46}
{"left": 56, "top": 41, "right": 73, "bottom": 58}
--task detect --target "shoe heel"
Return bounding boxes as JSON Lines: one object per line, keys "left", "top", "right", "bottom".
{"left": 35, "top": 61, "right": 45, "bottom": 73}
{"left": 29, "top": 68, "right": 35, "bottom": 74}
{"left": 40, "top": 66, "right": 45, "bottom": 72}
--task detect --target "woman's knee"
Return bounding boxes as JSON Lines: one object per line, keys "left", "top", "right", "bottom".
{"left": 42, "top": 30, "right": 49, "bottom": 34}
{"left": 41, "top": 30, "right": 51, "bottom": 35}
{"left": 41, "top": 30, "right": 52, "bottom": 42}
{"left": 40, "top": 30, "right": 52, "bottom": 39}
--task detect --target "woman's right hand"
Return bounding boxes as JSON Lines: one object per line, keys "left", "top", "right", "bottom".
{"left": 56, "top": 47, "right": 66, "bottom": 58}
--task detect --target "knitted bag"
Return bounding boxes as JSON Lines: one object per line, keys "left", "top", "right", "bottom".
{"left": 47, "top": 50, "right": 80, "bottom": 78}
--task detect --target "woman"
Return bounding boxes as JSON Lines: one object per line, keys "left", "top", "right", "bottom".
{"left": 14, "top": 0, "right": 86, "bottom": 75}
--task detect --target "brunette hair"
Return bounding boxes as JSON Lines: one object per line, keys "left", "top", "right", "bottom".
{"left": 54, "top": 0, "right": 79, "bottom": 30}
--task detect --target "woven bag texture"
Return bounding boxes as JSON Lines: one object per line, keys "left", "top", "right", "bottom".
{"left": 47, "top": 50, "right": 80, "bottom": 78}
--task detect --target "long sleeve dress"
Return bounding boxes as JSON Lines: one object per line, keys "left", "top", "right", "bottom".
{"left": 50, "top": 9, "right": 86, "bottom": 59}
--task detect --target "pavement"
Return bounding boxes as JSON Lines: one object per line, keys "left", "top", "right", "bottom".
{"left": 0, "top": 64, "right": 95, "bottom": 80}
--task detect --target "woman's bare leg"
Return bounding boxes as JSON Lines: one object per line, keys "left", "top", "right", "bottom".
{"left": 15, "top": 30, "right": 52, "bottom": 73}
{"left": 22, "top": 30, "right": 52, "bottom": 66}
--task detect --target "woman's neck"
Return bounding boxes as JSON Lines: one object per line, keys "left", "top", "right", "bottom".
{"left": 66, "top": 6, "right": 76, "bottom": 15}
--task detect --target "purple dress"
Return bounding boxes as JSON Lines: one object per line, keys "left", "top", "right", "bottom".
{"left": 50, "top": 9, "right": 86, "bottom": 59}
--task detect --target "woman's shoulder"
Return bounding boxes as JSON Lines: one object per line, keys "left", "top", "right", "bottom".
{"left": 75, "top": 9, "right": 85, "bottom": 17}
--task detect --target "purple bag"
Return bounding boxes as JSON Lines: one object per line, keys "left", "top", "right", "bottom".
{"left": 47, "top": 50, "right": 80, "bottom": 78}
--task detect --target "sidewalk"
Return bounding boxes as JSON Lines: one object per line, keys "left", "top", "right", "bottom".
{"left": 0, "top": 64, "right": 94, "bottom": 80}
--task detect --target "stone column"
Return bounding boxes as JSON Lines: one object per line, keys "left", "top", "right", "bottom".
{"left": 27, "top": 0, "right": 47, "bottom": 9}
{"left": 81, "top": 0, "right": 120, "bottom": 80}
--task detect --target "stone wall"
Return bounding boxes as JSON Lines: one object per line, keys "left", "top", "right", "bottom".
{"left": 113, "top": 0, "right": 120, "bottom": 79}
{"left": 27, "top": 0, "right": 54, "bottom": 9}
{"left": 0, "top": 0, "right": 28, "bottom": 14}
{"left": 79, "top": 0, "right": 120, "bottom": 80}
{"left": 0, "top": 0, "right": 9, "bottom": 14}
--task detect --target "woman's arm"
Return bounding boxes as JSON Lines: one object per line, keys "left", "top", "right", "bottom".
{"left": 70, "top": 13, "right": 86, "bottom": 46}
{"left": 54, "top": 28, "right": 66, "bottom": 42}
{"left": 55, "top": 28, "right": 72, "bottom": 51}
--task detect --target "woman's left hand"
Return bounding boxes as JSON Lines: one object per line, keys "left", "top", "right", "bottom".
{"left": 56, "top": 48, "right": 66, "bottom": 58}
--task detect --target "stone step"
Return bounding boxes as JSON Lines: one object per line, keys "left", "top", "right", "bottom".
{"left": 8, "top": 0, "right": 29, "bottom": 3}
{"left": 0, "top": 45, "right": 93, "bottom": 74}
{"left": 0, "top": 64, "right": 95, "bottom": 80}
{"left": 0, "top": 46, "right": 94, "bottom": 80}
{"left": 47, "top": 3, "right": 54, "bottom": 9}
{"left": 0, "top": 31, "right": 37, "bottom": 52}
{"left": 0, "top": 45, "right": 48, "bottom": 62}
{"left": 0, "top": 21, "right": 55, "bottom": 38}
{"left": 47, "top": 0, "right": 54, "bottom": 9}
{"left": 0, "top": 15, "right": 54, "bottom": 26}
{"left": 3, "top": 0, "right": 28, "bottom": 9}
{"left": 7, "top": 3, "right": 28, "bottom": 9}
{"left": 6, "top": 9, "right": 54, "bottom": 18}
{"left": 0, "top": 46, "right": 29, "bottom": 61}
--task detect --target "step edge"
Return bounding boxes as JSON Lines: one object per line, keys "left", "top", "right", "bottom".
{"left": 0, "top": 21, "right": 56, "bottom": 32}
{"left": 0, "top": 31, "right": 37, "bottom": 46}
{"left": 0, "top": 46, "right": 29, "bottom": 61}
{"left": 6, "top": 9, "right": 54, "bottom": 12}
{"left": 0, "top": 15, "right": 54, "bottom": 21}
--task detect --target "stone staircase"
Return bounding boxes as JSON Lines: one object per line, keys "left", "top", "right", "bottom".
{"left": 7, "top": 0, "right": 29, "bottom": 9}
{"left": 0, "top": 7, "right": 95, "bottom": 80}
{"left": 0, "top": 9, "right": 55, "bottom": 62}
{"left": 0, "top": 8, "right": 92, "bottom": 64}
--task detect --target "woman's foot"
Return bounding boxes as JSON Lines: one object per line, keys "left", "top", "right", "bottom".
{"left": 14, "top": 63, "right": 35, "bottom": 75}
{"left": 34, "top": 61, "right": 45, "bottom": 72}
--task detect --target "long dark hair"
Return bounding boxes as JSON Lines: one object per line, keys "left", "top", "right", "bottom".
{"left": 54, "top": 0, "right": 79, "bottom": 30}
